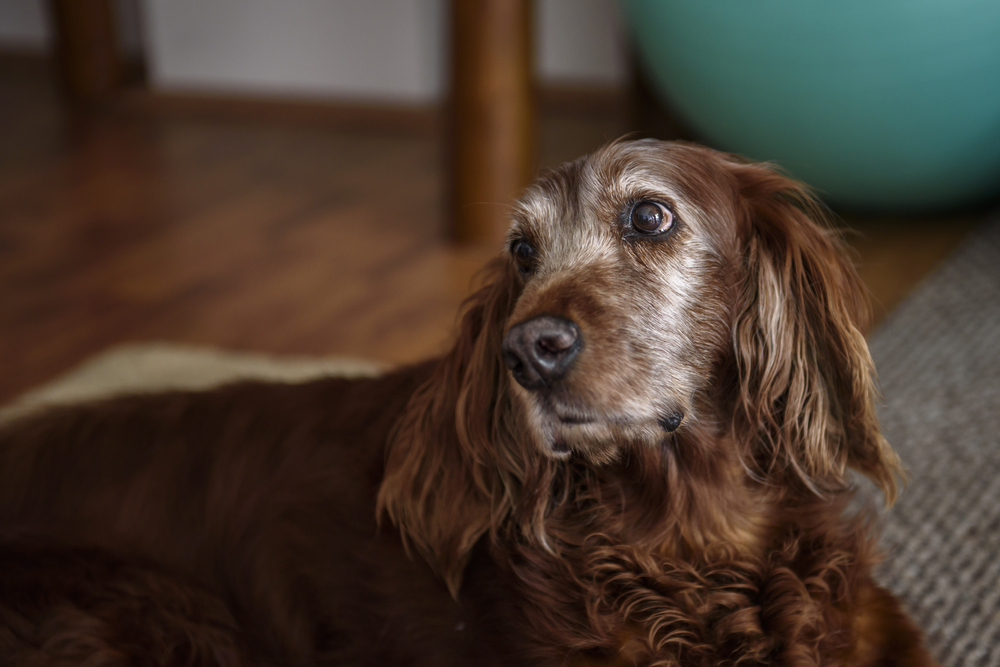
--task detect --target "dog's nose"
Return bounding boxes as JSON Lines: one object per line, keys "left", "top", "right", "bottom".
{"left": 502, "top": 316, "right": 581, "bottom": 390}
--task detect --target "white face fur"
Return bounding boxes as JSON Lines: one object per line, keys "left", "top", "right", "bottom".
{"left": 502, "top": 141, "right": 740, "bottom": 464}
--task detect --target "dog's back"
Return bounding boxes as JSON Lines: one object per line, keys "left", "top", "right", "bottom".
{"left": 0, "top": 364, "right": 526, "bottom": 666}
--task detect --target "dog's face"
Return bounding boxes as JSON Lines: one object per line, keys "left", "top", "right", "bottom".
{"left": 502, "top": 141, "right": 741, "bottom": 463}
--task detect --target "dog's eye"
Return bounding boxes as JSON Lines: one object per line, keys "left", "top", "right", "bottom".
{"left": 630, "top": 201, "right": 674, "bottom": 235}
{"left": 510, "top": 239, "right": 537, "bottom": 275}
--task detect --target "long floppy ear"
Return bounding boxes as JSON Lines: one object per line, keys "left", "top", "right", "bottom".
{"left": 376, "top": 258, "right": 519, "bottom": 597}
{"left": 726, "top": 160, "right": 901, "bottom": 504}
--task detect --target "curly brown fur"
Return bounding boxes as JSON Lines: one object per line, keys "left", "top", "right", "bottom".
{"left": 0, "top": 140, "right": 936, "bottom": 666}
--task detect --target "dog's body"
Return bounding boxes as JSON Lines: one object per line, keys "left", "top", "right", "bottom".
{"left": 0, "top": 368, "right": 529, "bottom": 666}
{"left": 0, "top": 141, "right": 937, "bottom": 666}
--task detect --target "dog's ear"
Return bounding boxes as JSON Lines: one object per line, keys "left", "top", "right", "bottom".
{"left": 726, "top": 160, "right": 901, "bottom": 503}
{"left": 377, "top": 258, "right": 519, "bottom": 598}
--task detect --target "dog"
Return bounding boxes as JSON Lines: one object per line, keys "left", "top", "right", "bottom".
{"left": 0, "top": 139, "right": 937, "bottom": 666}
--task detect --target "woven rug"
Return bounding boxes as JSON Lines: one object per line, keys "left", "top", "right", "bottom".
{"left": 871, "top": 213, "right": 1000, "bottom": 666}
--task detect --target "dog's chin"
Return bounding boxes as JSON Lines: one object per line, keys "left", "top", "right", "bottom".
{"left": 543, "top": 424, "right": 621, "bottom": 464}
{"left": 546, "top": 438, "right": 576, "bottom": 460}
{"left": 511, "top": 383, "right": 682, "bottom": 464}
{"left": 530, "top": 409, "right": 669, "bottom": 465}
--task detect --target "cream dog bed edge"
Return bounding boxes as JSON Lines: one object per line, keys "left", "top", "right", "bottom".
{"left": 0, "top": 342, "right": 385, "bottom": 425}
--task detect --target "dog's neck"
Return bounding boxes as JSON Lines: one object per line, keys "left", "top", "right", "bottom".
{"left": 506, "top": 421, "right": 771, "bottom": 568}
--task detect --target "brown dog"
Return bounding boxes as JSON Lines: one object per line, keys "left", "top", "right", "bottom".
{"left": 0, "top": 140, "right": 937, "bottom": 666}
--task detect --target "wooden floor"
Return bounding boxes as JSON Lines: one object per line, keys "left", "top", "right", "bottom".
{"left": 0, "top": 56, "right": 983, "bottom": 404}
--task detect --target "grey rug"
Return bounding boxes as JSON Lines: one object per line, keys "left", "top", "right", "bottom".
{"left": 872, "top": 213, "right": 1000, "bottom": 666}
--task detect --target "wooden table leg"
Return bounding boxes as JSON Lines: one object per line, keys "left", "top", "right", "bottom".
{"left": 48, "top": 0, "right": 121, "bottom": 102}
{"left": 448, "top": 0, "right": 535, "bottom": 245}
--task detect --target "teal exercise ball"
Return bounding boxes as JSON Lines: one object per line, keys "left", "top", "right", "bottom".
{"left": 623, "top": 0, "right": 1000, "bottom": 210}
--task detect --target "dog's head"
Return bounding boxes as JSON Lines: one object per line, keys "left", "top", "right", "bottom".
{"left": 500, "top": 139, "right": 898, "bottom": 496}
{"left": 380, "top": 139, "right": 900, "bottom": 594}
{"left": 501, "top": 140, "right": 736, "bottom": 465}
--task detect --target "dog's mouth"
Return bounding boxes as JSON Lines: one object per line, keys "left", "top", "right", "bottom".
{"left": 547, "top": 411, "right": 592, "bottom": 459}
{"left": 538, "top": 406, "right": 636, "bottom": 462}
{"left": 549, "top": 439, "right": 573, "bottom": 458}
{"left": 528, "top": 398, "right": 686, "bottom": 463}
{"left": 512, "top": 382, "right": 689, "bottom": 462}
{"left": 557, "top": 411, "right": 591, "bottom": 425}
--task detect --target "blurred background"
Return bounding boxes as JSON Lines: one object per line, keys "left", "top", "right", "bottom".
{"left": 0, "top": 0, "right": 995, "bottom": 404}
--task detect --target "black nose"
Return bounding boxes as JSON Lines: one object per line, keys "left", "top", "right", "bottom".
{"left": 502, "top": 316, "right": 581, "bottom": 390}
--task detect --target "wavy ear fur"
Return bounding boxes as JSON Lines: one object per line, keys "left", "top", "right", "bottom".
{"left": 376, "top": 258, "right": 520, "bottom": 597}
{"left": 727, "top": 160, "right": 901, "bottom": 503}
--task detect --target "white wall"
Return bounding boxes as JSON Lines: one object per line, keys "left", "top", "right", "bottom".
{"left": 0, "top": 0, "right": 144, "bottom": 55}
{"left": 537, "top": 0, "right": 627, "bottom": 86}
{"left": 0, "top": 0, "right": 47, "bottom": 49}
{"left": 0, "top": 0, "right": 628, "bottom": 101}
{"left": 144, "top": 0, "right": 447, "bottom": 102}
